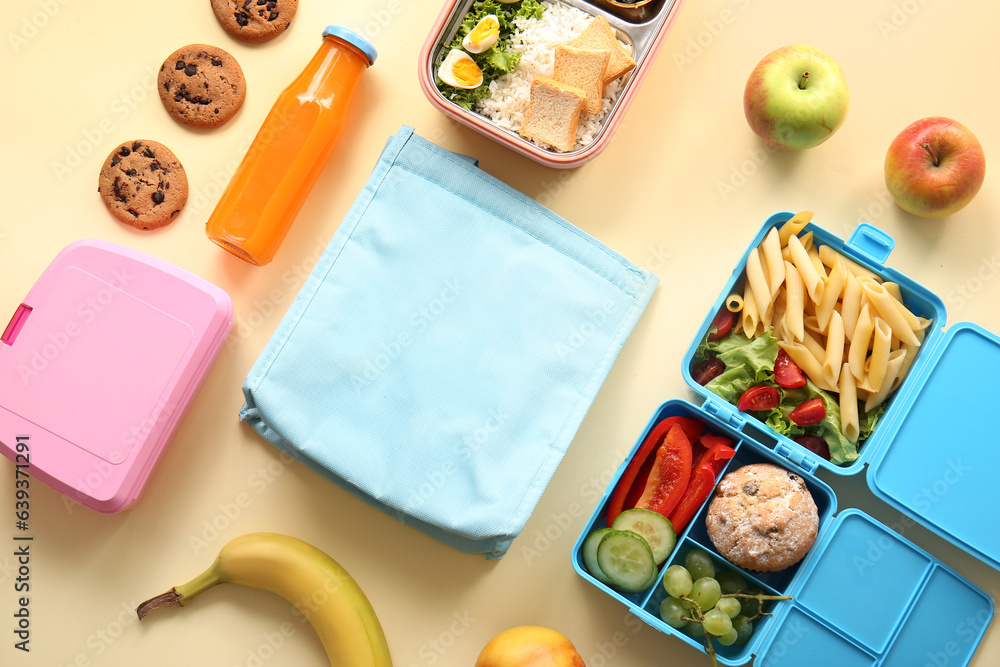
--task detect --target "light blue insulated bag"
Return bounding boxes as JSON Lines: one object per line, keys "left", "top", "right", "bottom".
{"left": 239, "top": 127, "right": 658, "bottom": 558}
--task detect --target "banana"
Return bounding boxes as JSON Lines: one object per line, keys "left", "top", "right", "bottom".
{"left": 136, "top": 532, "right": 392, "bottom": 667}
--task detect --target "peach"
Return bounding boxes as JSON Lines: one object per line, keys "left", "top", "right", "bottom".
{"left": 475, "top": 626, "right": 586, "bottom": 667}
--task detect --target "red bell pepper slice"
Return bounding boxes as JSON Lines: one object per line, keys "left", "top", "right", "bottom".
{"left": 695, "top": 435, "right": 736, "bottom": 477}
{"left": 668, "top": 462, "right": 718, "bottom": 533}
{"left": 605, "top": 416, "right": 704, "bottom": 526}
{"left": 633, "top": 424, "right": 693, "bottom": 518}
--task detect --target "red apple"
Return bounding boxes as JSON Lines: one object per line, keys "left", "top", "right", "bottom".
{"left": 475, "top": 626, "right": 585, "bottom": 667}
{"left": 884, "top": 117, "right": 986, "bottom": 218}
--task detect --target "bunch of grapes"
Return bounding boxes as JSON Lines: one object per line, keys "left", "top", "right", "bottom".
{"left": 658, "top": 549, "right": 788, "bottom": 660}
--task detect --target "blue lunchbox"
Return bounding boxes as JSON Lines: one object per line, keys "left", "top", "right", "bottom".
{"left": 572, "top": 212, "right": 998, "bottom": 666}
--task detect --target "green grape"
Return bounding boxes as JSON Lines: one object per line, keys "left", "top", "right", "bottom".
{"left": 690, "top": 576, "right": 722, "bottom": 610}
{"left": 731, "top": 616, "right": 754, "bottom": 646}
{"left": 684, "top": 550, "right": 716, "bottom": 580}
{"left": 717, "top": 569, "right": 747, "bottom": 595}
{"left": 703, "top": 609, "right": 733, "bottom": 636}
{"left": 685, "top": 619, "right": 706, "bottom": 639}
{"left": 715, "top": 596, "right": 742, "bottom": 618}
{"left": 662, "top": 565, "right": 693, "bottom": 598}
{"left": 716, "top": 628, "right": 739, "bottom": 646}
{"left": 659, "top": 596, "right": 688, "bottom": 629}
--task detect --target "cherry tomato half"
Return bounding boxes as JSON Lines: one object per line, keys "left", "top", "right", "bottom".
{"left": 795, "top": 436, "right": 831, "bottom": 461}
{"left": 774, "top": 349, "right": 807, "bottom": 388}
{"left": 708, "top": 309, "right": 733, "bottom": 340}
{"left": 737, "top": 385, "right": 780, "bottom": 412}
{"left": 692, "top": 357, "right": 725, "bottom": 385}
{"left": 788, "top": 397, "right": 826, "bottom": 426}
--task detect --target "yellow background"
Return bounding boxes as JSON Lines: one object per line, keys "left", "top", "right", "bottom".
{"left": 1, "top": 0, "right": 999, "bottom": 665}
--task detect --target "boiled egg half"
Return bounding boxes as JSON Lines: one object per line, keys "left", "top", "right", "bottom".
{"left": 438, "top": 48, "right": 483, "bottom": 89}
{"left": 462, "top": 14, "right": 500, "bottom": 54}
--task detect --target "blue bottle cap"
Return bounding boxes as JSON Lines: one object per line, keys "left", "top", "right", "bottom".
{"left": 323, "top": 25, "right": 377, "bottom": 66}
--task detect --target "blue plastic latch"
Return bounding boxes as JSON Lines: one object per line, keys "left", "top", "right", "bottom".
{"left": 774, "top": 442, "right": 819, "bottom": 474}
{"left": 846, "top": 223, "right": 895, "bottom": 265}
{"left": 702, "top": 398, "right": 745, "bottom": 430}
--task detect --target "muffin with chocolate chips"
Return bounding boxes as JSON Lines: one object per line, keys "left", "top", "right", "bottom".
{"left": 705, "top": 463, "right": 818, "bottom": 572}
{"left": 97, "top": 140, "right": 188, "bottom": 230}
{"left": 157, "top": 43, "right": 246, "bottom": 128}
{"left": 211, "top": 0, "right": 298, "bottom": 43}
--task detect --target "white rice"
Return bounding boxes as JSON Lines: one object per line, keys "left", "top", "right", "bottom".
{"left": 475, "top": 1, "right": 623, "bottom": 152}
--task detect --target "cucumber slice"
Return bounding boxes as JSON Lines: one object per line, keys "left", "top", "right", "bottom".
{"left": 581, "top": 528, "right": 615, "bottom": 585}
{"left": 596, "top": 530, "right": 657, "bottom": 593}
{"left": 611, "top": 508, "right": 677, "bottom": 565}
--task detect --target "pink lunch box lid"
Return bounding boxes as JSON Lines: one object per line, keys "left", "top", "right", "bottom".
{"left": 0, "top": 240, "right": 232, "bottom": 513}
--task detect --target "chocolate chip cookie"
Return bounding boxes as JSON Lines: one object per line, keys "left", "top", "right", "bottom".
{"left": 157, "top": 44, "right": 246, "bottom": 128}
{"left": 98, "top": 140, "right": 188, "bottom": 230}
{"left": 211, "top": 0, "right": 298, "bottom": 43}
{"left": 705, "top": 463, "right": 818, "bottom": 572}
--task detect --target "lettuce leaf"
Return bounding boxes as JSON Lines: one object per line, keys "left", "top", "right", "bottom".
{"left": 434, "top": 1, "right": 543, "bottom": 109}
{"left": 702, "top": 331, "right": 778, "bottom": 403}
{"left": 695, "top": 329, "right": 878, "bottom": 466}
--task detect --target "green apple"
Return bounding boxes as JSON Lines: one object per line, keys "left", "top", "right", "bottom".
{"left": 884, "top": 116, "right": 986, "bottom": 218}
{"left": 744, "top": 44, "right": 850, "bottom": 150}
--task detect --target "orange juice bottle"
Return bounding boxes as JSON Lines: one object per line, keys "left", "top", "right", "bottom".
{"left": 205, "top": 26, "right": 376, "bottom": 266}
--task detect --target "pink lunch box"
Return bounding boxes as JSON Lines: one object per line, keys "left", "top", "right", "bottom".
{"left": 0, "top": 240, "right": 232, "bottom": 513}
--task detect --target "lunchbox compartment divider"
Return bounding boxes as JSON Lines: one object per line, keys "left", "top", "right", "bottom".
{"left": 873, "top": 564, "right": 994, "bottom": 667}
{"left": 756, "top": 604, "right": 879, "bottom": 667}
{"left": 790, "top": 509, "right": 933, "bottom": 655}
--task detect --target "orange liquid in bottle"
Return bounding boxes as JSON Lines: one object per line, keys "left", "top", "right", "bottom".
{"left": 205, "top": 27, "right": 375, "bottom": 266}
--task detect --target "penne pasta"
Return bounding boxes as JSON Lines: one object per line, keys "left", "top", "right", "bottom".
{"left": 841, "top": 273, "right": 863, "bottom": 341}
{"left": 740, "top": 279, "right": 759, "bottom": 337}
{"left": 822, "top": 310, "right": 845, "bottom": 389}
{"left": 892, "top": 327, "right": 926, "bottom": 390}
{"left": 783, "top": 260, "right": 805, "bottom": 342}
{"left": 866, "top": 317, "right": 892, "bottom": 392}
{"left": 807, "top": 242, "right": 828, "bottom": 281}
{"left": 818, "top": 244, "right": 881, "bottom": 283}
{"left": 745, "top": 247, "right": 773, "bottom": 318}
{"left": 815, "top": 259, "right": 847, "bottom": 331}
{"left": 864, "top": 350, "right": 907, "bottom": 413}
{"left": 862, "top": 281, "right": 921, "bottom": 347}
{"left": 788, "top": 234, "right": 824, "bottom": 304}
{"left": 760, "top": 302, "right": 775, "bottom": 333}
{"left": 726, "top": 293, "right": 744, "bottom": 313}
{"left": 848, "top": 303, "right": 874, "bottom": 381}
{"left": 778, "top": 211, "right": 813, "bottom": 245}
{"left": 839, "top": 362, "right": 860, "bottom": 443}
{"left": 761, "top": 227, "right": 786, "bottom": 297}
{"left": 802, "top": 329, "right": 828, "bottom": 364}
{"left": 882, "top": 282, "right": 923, "bottom": 331}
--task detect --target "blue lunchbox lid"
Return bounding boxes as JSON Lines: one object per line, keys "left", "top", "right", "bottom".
{"left": 865, "top": 321, "right": 1000, "bottom": 571}
{"left": 755, "top": 509, "right": 993, "bottom": 667}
